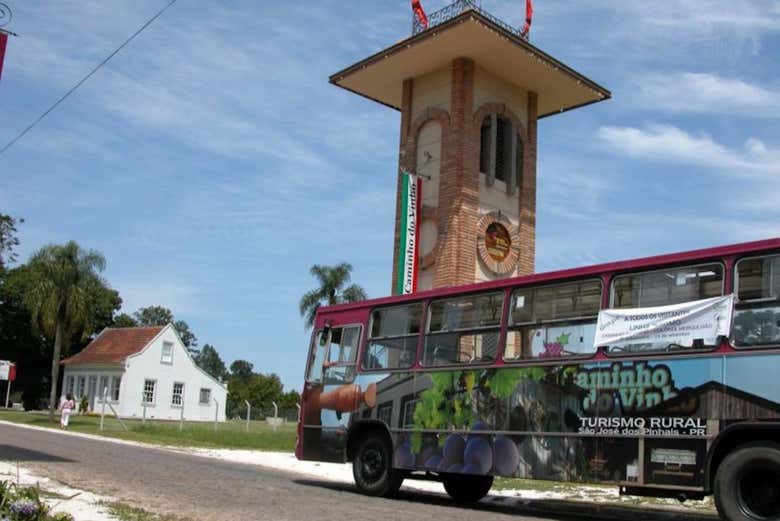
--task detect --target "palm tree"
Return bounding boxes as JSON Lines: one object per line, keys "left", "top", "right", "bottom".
{"left": 25, "top": 241, "right": 107, "bottom": 421}
{"left": 299, "top": 263, "right": 367, "bottom": 328}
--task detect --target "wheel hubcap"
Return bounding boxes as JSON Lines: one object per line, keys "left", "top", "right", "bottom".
{"left": 738, "top": 463, "right": 780, "bottom": 520}
{"left": 360, "top": 446, "right": 384, "bottom": 484}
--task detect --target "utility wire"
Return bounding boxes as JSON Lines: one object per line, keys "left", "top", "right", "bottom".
{"left": 0, "top": 0, "right": 178, "bottom": 157}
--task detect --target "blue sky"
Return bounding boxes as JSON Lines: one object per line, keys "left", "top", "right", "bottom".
{"left": 1, "top": 1, "right": 779, "bottom": 391}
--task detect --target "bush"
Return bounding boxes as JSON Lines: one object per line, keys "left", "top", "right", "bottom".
{"left": 0, "top": 481, "right": 74, "bottom": 521}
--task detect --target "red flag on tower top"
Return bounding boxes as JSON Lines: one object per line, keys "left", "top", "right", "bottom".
{"left": 411, "top": 0, "right": 429, "bottom": 30}
{"left": 520, "top": 0, "right": 533, "bottom": 38}
{"left": 0, "top": 31, "right": 8, "bottom": 81}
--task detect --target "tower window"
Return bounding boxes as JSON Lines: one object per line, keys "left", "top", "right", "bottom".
{"left": 479, "top": 114, "right": 523, "bottom": 193}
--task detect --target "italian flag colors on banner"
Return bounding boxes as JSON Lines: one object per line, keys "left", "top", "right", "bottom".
{"left": 396, "top": 172, "right": 422, "bottom": 295}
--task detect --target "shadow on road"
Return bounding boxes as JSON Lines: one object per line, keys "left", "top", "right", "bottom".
{"left": 293, "top": 478, "right": 718, "bottom": 521}
{"left": 0, "top": 445, "right": 75, "bottom": 463}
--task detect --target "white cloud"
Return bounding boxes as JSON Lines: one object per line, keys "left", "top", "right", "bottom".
{"left": 635, "top": 73, "right": 780, "bottom": 116}
{"left": 597, "top": 124, "right": 780, "bottom": 176}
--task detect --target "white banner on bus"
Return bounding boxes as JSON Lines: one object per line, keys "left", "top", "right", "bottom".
{"left": 594, "top": 295, "right": 734, "bottom": 347}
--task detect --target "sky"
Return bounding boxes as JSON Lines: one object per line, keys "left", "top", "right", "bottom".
{"left": 1, "top": 0, "right": 779, "bottom": 391}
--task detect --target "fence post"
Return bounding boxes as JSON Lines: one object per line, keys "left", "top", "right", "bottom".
{"left": 100, "top": 386, "right": 108, "bottom": 431}
{"left": 245, "top": 400, "right": 251, "bottom": 432}
{"left": 296, "top": 403, "right": 301, "bottom": 422}
{"left": 272, "top": 401, "right": 279, "bottom": 432}
{"left": 213, "top": 397, "right": 219, "bottom": 431}
{"left": 142, "top": 404, "right": 147, "bottom": 425}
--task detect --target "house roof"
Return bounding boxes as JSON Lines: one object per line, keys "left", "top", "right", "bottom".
{"left": 61, "top": 326, "right": 165, "bottom": 366}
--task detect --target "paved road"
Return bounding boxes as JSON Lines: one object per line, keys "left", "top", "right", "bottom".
{"left": 0, "top": 423, "right": 715, "bottom": 521}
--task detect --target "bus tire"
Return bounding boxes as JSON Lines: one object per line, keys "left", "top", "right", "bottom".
{"left": 442, "top": 473, "right": 493, "bottom": 503}
{"left": 714, "top": 442, "right": 780, "bottom": 521}
{"left": 352, "top": 434, "right": 403, "bottom": 497}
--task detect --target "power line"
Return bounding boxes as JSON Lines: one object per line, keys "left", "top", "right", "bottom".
{"left": 0, "top": 0, "right": 178, "bottom": 157}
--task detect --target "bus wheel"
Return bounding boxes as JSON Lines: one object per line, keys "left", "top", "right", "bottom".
{"left": 352, "top": 434, "right": 403, "bottom": 497}
{"left": 714, "top": 443, "right": 780, "bottom": 521}
{"left": 442, "top": 473, "right": 493, "bottom": 503}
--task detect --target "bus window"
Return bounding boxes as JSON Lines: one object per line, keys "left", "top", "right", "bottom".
{"left": 306, "top": 330, "right": 328, "bottom": 383}
{"left": 505, "top": 280, "right": 601, "bottom": 360}
{"left": 323, "top": 326, "right": 361, "bottom": 384}
{"left": 611, "top": 263, "right": 723, "bottom": 308}
{"left": 363, "top": 303, "right": 421, "bottom": 370}
{"left": 734, "top": 254, "right": 780, "bottom": 348}
{"left": 423, "top": 292, "right": 503, "bottom": 366}
{"left": 608, "top": 263, "right": 724, "bottom": 353}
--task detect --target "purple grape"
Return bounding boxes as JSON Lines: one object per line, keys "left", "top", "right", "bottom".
{"left": 471, "top": 420, "right": 489, "bottom": 432}
{"left": 463, "top": 437, "right": 492, "bottom": 474}
{"left": 394, "top": 444, "right": 414, "bottom": 468}
{"left": 442, "top": 433, "right": 465, "bottom": 466}
{"left": 446, "top": 463, "right": 463, "bottom": 473}
{"left": 467, "top": 420, "right": 490, "bottom": 442}
{"left": 416, "top": 446, "right": 438, "bottom": 467}
{"left": 492, "top": 435, "right": 520, "bottom": 476}
{"left": 425, "top": 454, "right": 443, "bottom": 470}
{"left": 462, "top": 463, "right": 483, "bottom": 475}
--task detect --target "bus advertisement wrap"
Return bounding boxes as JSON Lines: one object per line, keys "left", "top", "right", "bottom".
{"left": 594, "top": 295, "right": 734, "bottom": 348}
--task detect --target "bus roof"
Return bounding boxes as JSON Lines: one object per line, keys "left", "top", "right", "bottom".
{"left": 315, "top": 236, "right": 780, "bottom": 317}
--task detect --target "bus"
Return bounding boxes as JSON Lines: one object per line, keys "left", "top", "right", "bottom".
{"left": 296, "top": 238, "right": 780, "bottom": 521}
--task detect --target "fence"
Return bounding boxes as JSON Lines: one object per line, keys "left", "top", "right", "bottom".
{"left": 412, "top": 0, "right": 526, "bottom": 39}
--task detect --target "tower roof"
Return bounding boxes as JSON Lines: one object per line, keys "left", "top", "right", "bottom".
{"left": 330, "top": 8, "right": 610, "bottom": 118}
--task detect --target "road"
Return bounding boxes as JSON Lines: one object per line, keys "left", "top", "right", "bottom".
{"left": 0, "top": 423, "right": 715, "bottom": 521}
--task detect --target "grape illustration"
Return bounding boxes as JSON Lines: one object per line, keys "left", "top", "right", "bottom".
{"left": 461, "top": 463, "right": 483, "bottom": 475}
{"left": 442, "top": 433, "right": 465, "bottom": 466}
{"left": 446, "top": 463, "right": 463, "bottom": 473}
{"left": 463, "top": 437, "right": 492, "bottom": 474}
{"left": 467, "top": 420, "right": 489, "bottom": 441}
{"left": 425, "top": 454, "right": 443, "bottom": 470}
{"left": 492, "top": 435, "right": 519, "bottom": 476}
{"left": 415, "top": 445, "right": 438, "bottom": 467}
{"left": 394, "top": 443, "right": 415, "bottom": 468}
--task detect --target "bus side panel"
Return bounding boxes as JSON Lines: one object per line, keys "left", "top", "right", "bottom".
{"left": 722, "top": 353, "right": 780, "bottom": 425}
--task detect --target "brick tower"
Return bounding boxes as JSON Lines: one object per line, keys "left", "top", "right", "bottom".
{"left": 330, "top": 1, "right": 610, "bottom": 293}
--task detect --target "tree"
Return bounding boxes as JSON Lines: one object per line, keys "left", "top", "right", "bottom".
{"left": 194, "top": 344, "right": 227, "bottom": 381}
{"left": 24, "top": 241, "right": 108, "bottom": 420}
{"left": 229, "top": 359, "right": 254, "bottom": 382}
{"left": 133, "top": 305, "right": 173, "bottom": 326}
{"left": 299, "top": 263, "right": 367, "bottom": 328}
{"left": 112, "top": 313, "right": 138, "bottom": 328}
{"left": 133, "top": 305, "right": 198, "bottom": 349}
{"left": 173, "top": 319, "right": 197, "bottom": 350}
{"left": 0, "top": 214, "right": 23, "bottom": 271}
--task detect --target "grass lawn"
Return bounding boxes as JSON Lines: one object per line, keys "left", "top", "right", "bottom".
{"left": 0, "top": 410, "right": 296, "bottom": 452}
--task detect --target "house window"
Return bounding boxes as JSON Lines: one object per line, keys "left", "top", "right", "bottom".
{"left": 199, "top": 388, "right": 211, "bottom": 405}
{"left": 99, "top": 375, "right": 109, "bottom": 401}
{"left": 111, "top": 376, "right": 121, "bottom": 401}
{"left": 142, "top": 379, "right": 156, "bottom": 405}
{"left": 161, "top": 341, "right": 174, "bottom": 364}
{"left": 76, "top": 376, "right": 86, "bottom": 398}
{"left": 171, "top": 382, "right": 184, "bottom": 407}
{"left": 65, "top": 376, "right": 75, "bottom": 396}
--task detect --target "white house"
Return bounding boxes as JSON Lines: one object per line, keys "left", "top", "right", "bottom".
{"left": 61, "top": 324, "right": 227, "bottom": 422}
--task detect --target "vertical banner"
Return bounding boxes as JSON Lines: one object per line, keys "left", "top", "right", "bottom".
{"left": 396, "top": 172, "right": 422, "bottom": 294}
{"left": 0, "top": 32, "right": 7, "bottom": 81}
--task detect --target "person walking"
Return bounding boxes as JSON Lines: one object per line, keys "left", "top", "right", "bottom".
{"left": 59, "top": 393, "right": 75, "bottom": 430}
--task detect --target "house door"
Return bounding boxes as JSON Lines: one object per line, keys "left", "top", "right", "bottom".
{"left": 88, "top": 375, "right": 98, "bottom": 411}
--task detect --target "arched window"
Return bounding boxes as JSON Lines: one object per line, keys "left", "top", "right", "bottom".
{"left": 479, "top": 114, "right": 523, "bottom": 194}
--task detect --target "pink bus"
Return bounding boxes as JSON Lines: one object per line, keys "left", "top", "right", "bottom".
{"left": 297, "top": 238, "right": 780, "bottom": 521}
